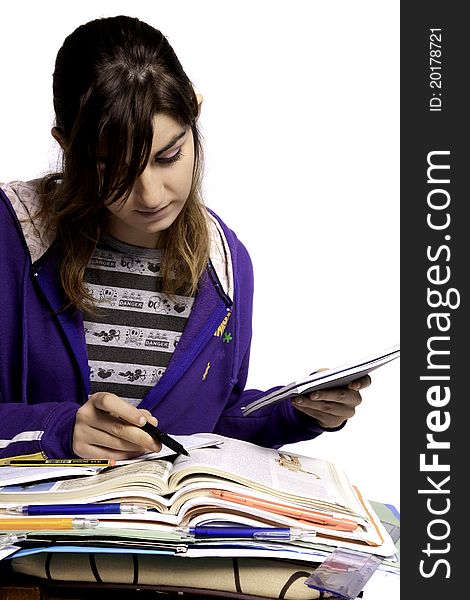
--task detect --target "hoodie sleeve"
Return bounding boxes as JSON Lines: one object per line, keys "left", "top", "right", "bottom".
{"left": 0, "top": 402, "right": 80, "bottom": 459}
{"left": 0, "top": 185, "right": 81, "bottom": 459}
{"left": 213, "top": 234, "right": 340, "bottom": 447}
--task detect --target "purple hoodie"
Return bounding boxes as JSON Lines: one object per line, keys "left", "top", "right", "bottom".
{"left": 0, "top": 180, "right": 327, "bottom": 459}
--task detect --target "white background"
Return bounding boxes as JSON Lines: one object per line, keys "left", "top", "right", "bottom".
{"left": 0, "top": 1, "right": 400, "bottom": 510}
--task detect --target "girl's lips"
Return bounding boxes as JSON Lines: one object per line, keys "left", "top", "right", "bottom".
{"left": 136, "top": 206, "right": 165, "bottom": 213}
{"left": 135, "top": 205, "right": 170, "bottom": 219}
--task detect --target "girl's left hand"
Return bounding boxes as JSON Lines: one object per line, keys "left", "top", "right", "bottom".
{"left": 291, "top": 375, "right": 371, "bottom": 429}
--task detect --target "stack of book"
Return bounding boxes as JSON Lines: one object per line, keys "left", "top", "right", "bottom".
{"left": 0, "top": 433, "right": 399, "bottom": 573}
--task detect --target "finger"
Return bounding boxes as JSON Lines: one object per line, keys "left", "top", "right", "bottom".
{"left": 75, "top": 443, "right": 147, "bottom": 461}
{"left": 135, "top": 411, "right": 161, "bottom": 452}
{"left": 90, "top": 392, "right": 147, "bottom": 427}
{"left": 306, "top": 388, "right": 363, "bottom": 408}
{"left": 76, "top": 424, "right": 155, "bottom": 453}
{"left": 83, "top": 409, "right": 161, "bottom": 453}
{"left": 108, "top": 419, "right": 161, "bottom": 452}
{"left": 347, "top": 375, "right": 372, "bottom": 391}
{"left": 138, "top": 409, "right": 158, "bottom": 426}
{"left": 291, "top": 403, "right": 353, "bottom": 428}
{"left": 296, "top": 406, "right": 355, "bottom": 429}
{"left": 293, "top": 397, "right": 356, "bottom": 420}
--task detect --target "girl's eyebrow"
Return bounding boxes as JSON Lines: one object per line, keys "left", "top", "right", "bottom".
{"left": 155, "top": 130, "right": 187, "bottom": 157}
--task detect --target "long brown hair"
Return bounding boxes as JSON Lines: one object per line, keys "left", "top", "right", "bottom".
{"left": 37, "top": 15, "right": 209, "bottom": 311}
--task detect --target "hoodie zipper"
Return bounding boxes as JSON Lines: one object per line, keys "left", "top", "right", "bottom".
{"left": 207, "top": 259, "right": 232, "bottom": 306}
{"left": 206, "top": 257, "right": 239, "bottom": 384}
{"left": 137, "top": 248, "right": 236, "bottom": 412}
{"left": 138, "top": 291, "right": 231, "bottom": 412}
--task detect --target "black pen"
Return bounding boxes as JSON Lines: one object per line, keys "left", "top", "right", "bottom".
{"left": 142, "top": 422, "right": 189, "bottom": 457}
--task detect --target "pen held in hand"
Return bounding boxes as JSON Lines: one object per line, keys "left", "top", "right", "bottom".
{"left": 141, "top": 422, "right": 189, "bottom": 457}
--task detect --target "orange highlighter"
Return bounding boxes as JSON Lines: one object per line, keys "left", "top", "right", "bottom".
{"left": 209, "top": 490, "right": 358, "bottom": 531}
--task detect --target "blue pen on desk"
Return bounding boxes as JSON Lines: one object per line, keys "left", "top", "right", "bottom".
{"left": 7, "top": 503, "right": 147, "bottom": 516}
{"left": 174, "top": 526, "right": 315, "bottom": 540}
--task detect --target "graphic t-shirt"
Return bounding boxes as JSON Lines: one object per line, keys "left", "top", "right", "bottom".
{"left": 83, "top": 234, "right": 194, "bottom": 406}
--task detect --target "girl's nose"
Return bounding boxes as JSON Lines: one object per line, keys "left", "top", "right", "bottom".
{"left": 133, "top": 168, "right": 165, "bottom": 207}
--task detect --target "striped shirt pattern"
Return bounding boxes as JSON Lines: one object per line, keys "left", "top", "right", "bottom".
{"left": 83, "top": 234, "right": 194, "bottom": 406}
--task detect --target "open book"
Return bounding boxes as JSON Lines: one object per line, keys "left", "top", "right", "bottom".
{"left": 0, "top": 434, "right": 396, "bottom": 555}
{"left": 241, "top": 344, "right": 400, "bottom": 415}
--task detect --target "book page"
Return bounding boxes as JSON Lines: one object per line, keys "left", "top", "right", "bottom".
{"left": 168, "top": 436, "right": 366, "bottom": 518}
{"left": 0, "top": 465, "right": 104, "bottom": 487}
{"left": 116, "top": 433, "right": 224, "bottom": 465}
{"left": 53, "top": 458, "right": 174, "bottom": 494}
{"left": 0, "top": 459, "right": 175, "bottom": 506}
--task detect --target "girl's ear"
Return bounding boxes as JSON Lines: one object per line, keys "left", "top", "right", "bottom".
{"left": 195, "top": 93, "right": 203, "bottom": 120}
{"left": 51, "top": 127, "right": 66, "bottom": 149}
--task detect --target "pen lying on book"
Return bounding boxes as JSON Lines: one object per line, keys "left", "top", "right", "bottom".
{"left": 174, "top": 526, "right": 315, "bottom": 540}
{"left": 0, "top": 518, "right": 99, "bottom": 531}
{"left": 141, "top": 421, "right": 189, "bottom": 457}
{"left": 5, "top": 459, "right": 115, "bottom": 467}
{"left": 6, "top": 503, "right": 147, "bottom": 516}
{"left": 209, "top": 490, "right": 358, "bottom": 531}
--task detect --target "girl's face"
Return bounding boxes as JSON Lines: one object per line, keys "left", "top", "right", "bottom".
{"left": 104, "top": 113, "right": 195, "bottom": 248}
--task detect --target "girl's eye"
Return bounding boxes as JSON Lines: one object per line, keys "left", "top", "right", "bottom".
{"left": 157, "top": 147, "right": 183, "bottom": 165}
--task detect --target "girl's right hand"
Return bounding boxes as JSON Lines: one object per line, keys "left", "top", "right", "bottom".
{"left": 72, "top": 392, "right": 162, "bottom": 459}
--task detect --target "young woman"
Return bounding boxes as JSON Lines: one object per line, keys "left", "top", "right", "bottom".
{"left": 0, "top": 15, "right": 369, "bottom": 460}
